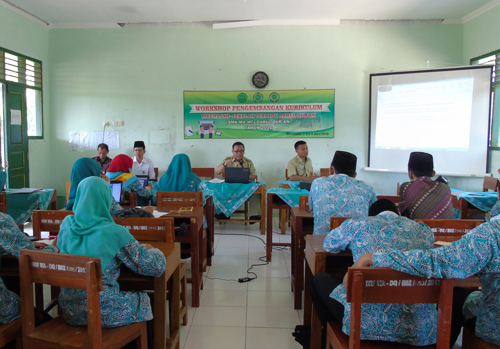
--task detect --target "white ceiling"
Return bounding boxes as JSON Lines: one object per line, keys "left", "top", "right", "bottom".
{"left": 2, "top": 0, "right": 500, "bottom": 27}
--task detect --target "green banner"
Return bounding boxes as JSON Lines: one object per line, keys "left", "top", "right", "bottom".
{"left": 184, "top": 90, "right": 335, "bottom": 139}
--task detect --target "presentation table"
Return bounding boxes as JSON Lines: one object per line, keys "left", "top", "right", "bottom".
{"left": 451, "top": 188, "right": 498, "bottom": 218}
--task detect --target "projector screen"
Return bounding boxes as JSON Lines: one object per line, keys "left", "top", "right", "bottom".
{"left": 368, "top": 66, "right": 493, "bottom": 176}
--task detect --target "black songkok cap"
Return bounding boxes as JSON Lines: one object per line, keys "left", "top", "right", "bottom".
{"left": 408, "top": 152, "right": 433, "bottom": 173}
{"left": 369, "top": 199, "right": 399, "bottom": 216}
{"left": 134, "top": 141, "right": 145, "bottom": 149}
{"left": 332, "top": 151, "right": 357, "bottom": 174}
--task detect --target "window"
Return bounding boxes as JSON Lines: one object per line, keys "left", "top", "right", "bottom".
{"left": 471, "top": 50, "right": 499, "bottom": 147}
{"left": 0, "top": 48, "right": 43, "bottom": 138}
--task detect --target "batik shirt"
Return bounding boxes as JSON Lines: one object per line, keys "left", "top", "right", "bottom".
{"left": 399, "top": 177, "right": 454, "bottom": 219}
{"left": 490, "top": 200, "right": 500, "bottom": 218}
{"left": 325, "top": 211, "right": 436, "bottom": 345}
{"left": 0, "top": 214, "right": 57, "bottom": 324}
{"left": 373, "top": 216, "right": 500, "bottom": 346}
{"left": 59, "top": 239, "right": 166, "bottom": 327}
{"left": 123, "top": 180, "right": 151, "bottom": 199}
{"left": 309, "top": 174, "right": 377, "bottom": 235}
{"left": 92, "top": 156, "right": 113, "bottom": 175}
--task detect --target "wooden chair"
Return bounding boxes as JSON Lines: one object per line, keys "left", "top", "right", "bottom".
{"left": 278, "top": 182, "right": 292, "bottom": 234}
{"left": 0, "top": 318, "right": 21, "bottom": 349}
{"left": 156, "top": 191, "right": 208, "bottom": 271}
{"left": 113, "top": 217, "right": 188, "bottom": 326}
{"left": 320, "top": 168, "right": 330, "bottom": 177}
{"left": 330, "top": 216, "right": 351, "bottom": 230}
{"left": 463, "top": 327, "right": 500, "bottom": 349}
{"left": 32, "top": 210, "right": 74, "bottom": 239}
{"left": 299, "top": 195, "right": 309, "bottom": 208}
{"left": 0, "top": 192, "right": 7, "bottom": 213}
{"left": 65, "top": 182, "right": 71, "bottom": 204}
{"left": 192, "top": 167, "right": 215, "bottom": 179}
{"left": 154, "top": 167, "right": 159, "bottom": 180}
{"left": 122, "top": 191, "right": 137, "bottom": 208}
{"left": 483, "top": 176, "right": 499, "bottom": 192}
{"left": 327, "top": 267, "right": 454, "bottom": 349}
{"left": 19, "top": 250, "right": 147, "bottom": 349}
{"left": 415, "top": 219, "right": 483, "bottom": 241}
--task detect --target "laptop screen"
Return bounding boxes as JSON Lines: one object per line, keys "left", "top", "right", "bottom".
{"left": 110, "top": 181, "right": 122, "bottom": 204}
{"left": 136, "top": 175, "right": 149, "bottom": 187}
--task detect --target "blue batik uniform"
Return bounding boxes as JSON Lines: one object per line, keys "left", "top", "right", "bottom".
{"left": 324, "top": 211, "right": 436, "bottom": 345}
{"left": 490, "top": 200, "right": 500, "bottom": 218}
{"left": 59, "top": 239, "right": 165, "bottom": 327}
{"left": 0, "top": 213, "right": 57, "bottom": 324}
{"left": 309, "top": 174, "right": 377, "bottom": 235}
{"left": 373, "top": 215, "right": 500, "bottom": 346}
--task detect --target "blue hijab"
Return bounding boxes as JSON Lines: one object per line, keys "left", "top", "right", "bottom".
{"left": 67, "top": 158, "right": 101, "bottom": 210}
{"left": 58, "top": 177, "right": 133, "bottom": 271}
{"left": 158, "top": 154, "right": 200, "bottom": 192}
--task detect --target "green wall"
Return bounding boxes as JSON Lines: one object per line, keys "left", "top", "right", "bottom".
{"left": 0, "top": 5, "right": 50, "bottom": 188}
{"left": 463, "top": 4, "right": 500, "bottom": 186}
{"left": 46, "top": 24, "right": 464, "bottom": 195}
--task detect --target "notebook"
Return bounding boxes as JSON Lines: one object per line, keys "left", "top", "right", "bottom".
{"left": 110, "top": 181, "right": 123, "bottom": 204}
{"left": 136, "top": 175, "right": 149, "bottom": 187}
{"left": 225, "top": 167, "right": 250, "bottom": 184}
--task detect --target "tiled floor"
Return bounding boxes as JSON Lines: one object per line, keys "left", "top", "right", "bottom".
{"left": 181, "top": 218, "right": 302, "bottom": 349}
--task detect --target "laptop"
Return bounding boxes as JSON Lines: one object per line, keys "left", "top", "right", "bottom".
{"left": 110, "top": 181, "right": 123, "bottom": 204}
{"left": 225, "top": 167, "right": 250, "bottom": 184}
{"left": 136, "top": 175, "right": 149, "bottom": 187}
{"left": 299, "top": 179, "right": 314, "bottom": 191}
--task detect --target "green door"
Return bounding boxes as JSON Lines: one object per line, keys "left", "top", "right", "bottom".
{"left": 4, "top": 83, "right": 29, "bottom": 188}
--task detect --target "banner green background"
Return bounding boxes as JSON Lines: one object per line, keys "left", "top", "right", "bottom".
{"left": 184, "top": 89, "right": 335, "bottom": 139}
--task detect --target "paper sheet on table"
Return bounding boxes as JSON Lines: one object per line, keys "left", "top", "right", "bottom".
{"left": 434, "top": 241, "right": 452, "bottom": 246}
{"left": 153, "top": 210, "right": 169, "bottom": 218}
{"left": 208, "top": 178, "right": 224, "bottom": 183}
{"left": 7, "top": 188, "right": 45, "bottom": 194}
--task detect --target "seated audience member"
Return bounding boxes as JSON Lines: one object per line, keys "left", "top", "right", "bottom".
{"left": 399, "top": 152, "right": 453, "bottom": 219}
{"left": 152, "top": 153, "right": 202, "bottom": 205}
{"left": 132, "top": 141, "right": 156, "bottom": 179}
{"left": 287, "top": 141, "right": 319, "bottom": 181}
{"left": 0, "top": 171, "right": 57, "bottom": 325}
{"left": 309, "top": 151, "right": 377, "bottom": 235}
{"left": 92, "top": 143, "right": 113, "bottom": 175}
{"left": 67, "top": 157, "right": 122, "bottom": 214}
{"left": 57, "top": 177, "right": 166, "bottom": 337}
{"left": 353, "top": 214, "right": 500, "bottom": 347}
{"left": 302, "top": 199, "right": 436, "bottom": 348}
{"left": 214, "top": 142, "right": 260, "bottom": 220}
{"left": 107, "top": 154, "right": 152, "bottom": 204}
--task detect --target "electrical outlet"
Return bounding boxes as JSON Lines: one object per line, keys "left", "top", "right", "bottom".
{"left": 114, "top": 121, "right": 124, "bottom": 126}
{"left": 103, "top": 121, "right": 110, "bottom": 127}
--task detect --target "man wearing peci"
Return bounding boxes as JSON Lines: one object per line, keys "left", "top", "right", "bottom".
{"left": 131, "top": 141, "right": 156, "bottom": 179}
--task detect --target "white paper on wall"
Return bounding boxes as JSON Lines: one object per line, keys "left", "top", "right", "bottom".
{"left": 10, "top": 110, "right": 22, "bottom": 125}
{"left": 69, "top": 131, "right": 120, "bottom": 151}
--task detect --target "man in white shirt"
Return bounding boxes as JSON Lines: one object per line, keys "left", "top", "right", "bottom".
{"left": 131, "top": 141, "right": 156, "bottom": 179}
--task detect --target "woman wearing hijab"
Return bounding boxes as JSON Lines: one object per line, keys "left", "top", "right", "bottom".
{"left": 66, "top": 157, "right": 122, "bottom": 214}
{"left": 57, "top": 176, "right": 166, "bottom": 329}
{"left": 106, "top": 154, "right": 151, "bottom": 204}
{"left": 0, "top": 171, "right": 57, "bottom": 325}
{"left": 152, "top": 153, "right": 202, "bottom": 205}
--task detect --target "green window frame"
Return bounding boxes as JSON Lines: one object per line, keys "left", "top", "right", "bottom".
{"left": 471, "top": 49, "right": 499, "bottom": 149}
{"left": 0, "top": 47, "right": 44, "bottom": 139}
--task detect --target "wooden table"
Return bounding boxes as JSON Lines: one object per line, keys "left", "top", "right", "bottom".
{"left": 156, "top": 207, "right": 204, "bottom": 307}
{"left": 119, "top": 242, "right": 181, "bottom": 349}
{"left": 266, "top": 192, "right": 292, "bottom": 261}
{"left": 205, "top": 196, "right": 215, "bottom": 265}
{"left": 304, "top": 234, "right": 481, "bottom": 349}
{"left": 290, "top": 206, "right": 314, "bottom": 309}
{"left": 215, "top": 184, "right": 267, "bottom": 235}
